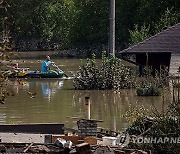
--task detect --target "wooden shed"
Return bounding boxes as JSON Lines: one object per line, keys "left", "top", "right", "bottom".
{"left": 119, "top": 23, "right": 180, "bottom": 76}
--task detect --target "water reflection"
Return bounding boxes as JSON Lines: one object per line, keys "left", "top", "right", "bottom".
{"left": 41, "top": 80, "right": 64, "bottom": 101}
{"left": 11, "top": 80, "right": 29, "bottom": 94}
{"left": 2, "top": 79, "right": 171, "bottom": 131}
{"left": 10, "top": 79, "right": 64, "bottom": 101}
{"left": 71, "top": 89, "right": 170, "bottom": 131}
{"left": 27, "top": 80, "right": 64, "bottom": 102}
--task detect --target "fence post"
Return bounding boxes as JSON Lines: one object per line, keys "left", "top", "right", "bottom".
{"left": 85, "top": 97, "right": 91, "bottom": 119}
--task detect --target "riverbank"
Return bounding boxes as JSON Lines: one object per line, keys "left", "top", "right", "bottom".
{"left": 13, "top": 50, "right": 75, "bottom": 59}
{"left": 13, "top": 48, "right": 105, "bottom": 59}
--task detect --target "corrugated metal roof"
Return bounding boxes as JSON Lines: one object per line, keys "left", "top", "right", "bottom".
{"left": 120, "top": 23, "right": 180, "bottom": 53}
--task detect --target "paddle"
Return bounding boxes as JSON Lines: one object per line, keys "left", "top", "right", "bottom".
{"left": 53, "top": 64, "right": 68, "bottom": 78}
{"left": 63, "top": 73, "right": 69, "bottom": 78}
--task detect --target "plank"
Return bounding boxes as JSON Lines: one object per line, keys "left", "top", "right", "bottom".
{"left": 0, "top": 123, "right": 64, "bottom": 134}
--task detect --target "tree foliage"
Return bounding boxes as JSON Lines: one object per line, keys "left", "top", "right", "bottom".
{"left": 0, "top": 0, "right": 179, "bottom": 51}
{"left": 129, "top": 24, "right": 150, "bottom": 45}
{"left": 0, "top": 0, "right": 74, "bottom": 50}
{"left": 129, "top": 7, "right": 180, "bottom": 45}
{"left": 0, "top": 42, "right": 15, "bottom": 104}
{"left": 69, "top": 0, "right": 109, "bottom": 47}
{"left": 74, "top": 51, "right": 136, "bottom": 90}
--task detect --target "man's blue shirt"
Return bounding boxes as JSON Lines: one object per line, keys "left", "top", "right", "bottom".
{"left": 41, "top": 61, "right": 52, "bottom": 72}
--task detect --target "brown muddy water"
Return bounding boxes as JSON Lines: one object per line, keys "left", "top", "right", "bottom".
{"left": 0, "top": 59, "right": 170, "bottom": 132}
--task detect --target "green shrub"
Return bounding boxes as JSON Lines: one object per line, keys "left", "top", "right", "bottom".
{"left": 126, "top": 116, "right": 180, "bottom": 154}
{"left": 136, "top": 67, "right": 168, "bottom": 96}
{"left": 136, "top": 80, "right": 162, "bottom": 96}
{"left": 74, "top": 51, "right": 136, "bottom": 90}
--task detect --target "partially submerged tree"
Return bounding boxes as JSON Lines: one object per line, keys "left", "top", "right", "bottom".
{"left": 0, "top": 42, "right": 15, "bottom": 104}
{"left": 74, "top": 52, "right": 136, "bottom": 90}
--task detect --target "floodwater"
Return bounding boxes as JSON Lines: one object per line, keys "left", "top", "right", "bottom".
{"left": 0, "top": 59, "right": 171, "bottom": 132}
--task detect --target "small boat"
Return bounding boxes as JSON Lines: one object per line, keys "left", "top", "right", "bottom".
{"left": 7, "top": 69, "right": 65, "bottom": 78}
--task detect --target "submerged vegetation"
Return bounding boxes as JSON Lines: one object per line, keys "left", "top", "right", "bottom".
{"left": 136, "top": 67, "right": 169, "bottom": 96}
{"left": 136, "top": 81, "right": 162, "bottom": 96}
{"left": 74, "top": 52, "right": 136, "bottom": 90}
{"left": 124, "top": 85, "right": 180, "bottom": 154}
{"left": 74, "top": 52, "right": 180, "bottom": 153}
{"left": 74, "top": 52, "right": 168, "bottom": 97}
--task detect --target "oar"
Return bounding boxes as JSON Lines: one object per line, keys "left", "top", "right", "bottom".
{"left": 53, "top": 64, "right": 68, "bottom": 78}
{"left": 63, "top": 72, "right": 68, "bottom": 78}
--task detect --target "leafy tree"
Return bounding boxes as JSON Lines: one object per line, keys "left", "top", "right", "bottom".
{"left": 155, "top": 8, "right": 180, "bottom": 33}
{"left": 0, "top": 0, "right": 180, "bottom": 51}
{"left": 1, "top": 0, "right": 74, "bottom": 50}
{"left": 0, "top": 42, "right": 15, "bottom": 104}
{"left": 129, "top": 7, "right": 179, "bottom": 45}
{"left": 116, "top": 0, "right": 180, "bottom": 48}
{"left": 116, "top": 0, "right": 141, "bottom": 49}
{"left": 129, "top": 24, "right": 150, "bottom": 45}
{"left": 69, "top": 0, "right": 109, "bottom": 47}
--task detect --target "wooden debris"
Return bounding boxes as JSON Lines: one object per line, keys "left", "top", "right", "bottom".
{"left": 23, "top": 142, "right": 33, "bottom": 152}
{"left": 52, "top": 135, "right": 83, "bottom": 145}
{"left": 0, "top": 145, "right": 6, "bottom": 153}
{"left": 76, "top": 143, "right": 92, "bottom": 154}
{"left": 114, "top": 149, "right": 126, "bottom": 154}
{"left": 69, "top": 148, "right": 78, "bottom": 154}
{"left": 0, "top": 123, "right": 64, "bottom": 134}
{"left": 0, "top": 142, "right": 151, "bottom": 153}
{"left": 29, "top": 145, "right": 51, "bottom": 153}
{"left": 0, "top": 143, "right": 65, "bottom": 153}
{"left": 93, "top": 146, "right": 115, "bottom": 154}
{"left": 84, "top": 137, "right": 97, "bottom": 145}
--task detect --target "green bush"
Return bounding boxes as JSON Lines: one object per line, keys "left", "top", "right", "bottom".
{"left": 136, "top": 80, "right": 162, "bottom": 96}
{"left": 74, "top": 51, "right": 136, "bottom": 90}
{"left": 136, "top": 67, "right": 168, "bottom": 96}
{"left": 126, "top": 116, "right": 180, "bottom": 154}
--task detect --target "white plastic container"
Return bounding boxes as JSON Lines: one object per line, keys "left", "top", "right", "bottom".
{"left": 102, "top": 136, "right": 117, "bottom": 146}
{"left": 54, "top": 138, "right": 66, "bottom": 148}
{"left": 64, "top": 140, "right": 73, "bottom": 149}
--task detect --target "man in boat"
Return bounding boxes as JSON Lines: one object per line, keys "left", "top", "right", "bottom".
{"left": 12, "top": 63, "right": 29, "bottom": 73}
{"left": 41, "top": 55, "right": 57, "bottom": 72}
{"left": 12, "top": 63, "right": 20, "bottom": 73}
